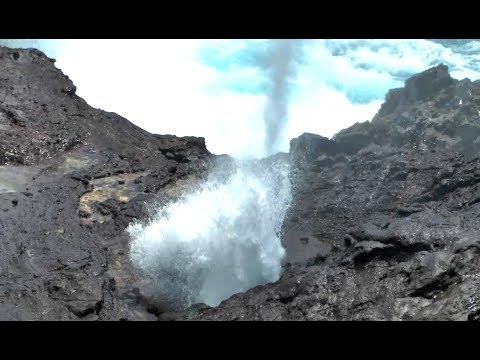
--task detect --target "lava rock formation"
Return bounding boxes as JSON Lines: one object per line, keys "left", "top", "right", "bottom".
{"left": 0, "top": 46, "right": 212, "bottom": 320}
{"left": 1, "top": 46, "right": 480, "bottom": 320}
{"left": 162, "top": 64, "right": 480, "bottom": 321}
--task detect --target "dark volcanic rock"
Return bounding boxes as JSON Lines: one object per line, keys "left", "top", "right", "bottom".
{"left": 0, "top": 46, "right": 215, "bottom": 320}
{"left": 165, "top": 64, "right": 480, "bottom": 321}
{"left": 3, "top": 47, "right": 480, "bottom": 321}
{"left": 333, "top": 64, "right": 480, "bottom": 159}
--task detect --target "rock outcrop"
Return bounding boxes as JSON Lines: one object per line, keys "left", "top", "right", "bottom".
{"left": 162, "top": 64, "right": 480, "bottom": 320}
{"left": 0, "top": 46, "right": 213, "bottom": 320}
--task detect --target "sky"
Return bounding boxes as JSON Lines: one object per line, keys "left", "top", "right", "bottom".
{"left": 2, "top": 39, "right": 480, "bottom": 158}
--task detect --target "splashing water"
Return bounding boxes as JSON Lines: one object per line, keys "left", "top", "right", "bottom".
{"left": 127, "top": 158, "right": 292, "bottom": 309}
{"left": 127, "top": 39, "right": 300, "bottom": 309}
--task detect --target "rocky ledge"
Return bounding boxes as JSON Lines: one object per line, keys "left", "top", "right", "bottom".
{"left": 0, "top": 46, "right": 213, "bottom": 320}
{"left": 1, "top": 46, "right": 480, "bottom": 321}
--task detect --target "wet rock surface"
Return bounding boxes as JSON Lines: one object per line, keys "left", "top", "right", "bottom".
{"left": 2, "top": 48, "right": 480, "bottom": 321}
{"left": 0, "top": 46, "right": 213, "bottom": 320}
{"left": 165, "top": 64, "right": 480, "bottom": 320}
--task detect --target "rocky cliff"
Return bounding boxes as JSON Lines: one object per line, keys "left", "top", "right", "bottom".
{"left": 163, "top": 64, "right": 480, "bottom": 320}
{"left": 0, "top": 46, "right": 213, "bottom": 320}
{"left": 2, "top": 46, "right": 480, "bottom": 321}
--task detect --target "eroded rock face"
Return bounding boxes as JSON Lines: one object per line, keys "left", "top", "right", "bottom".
{"left": 2, "top": 48, "right": 480, "bottom": 321}
{"left": 0, "top": 46, "right": 215, "bottom": 320}
{"left": 164, "top": 64, "right": 480, "bottom": 321}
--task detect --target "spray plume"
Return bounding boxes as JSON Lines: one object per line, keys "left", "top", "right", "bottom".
{"left": 127, "top": 40, "right": 304, "bottom": 310}
{"left": 262, "top": 39, "right": 304, "bottom": 156}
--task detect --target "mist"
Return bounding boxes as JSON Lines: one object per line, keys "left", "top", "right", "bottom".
{"left": 128, "top": 159, "right": 292, "bottom": 309}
